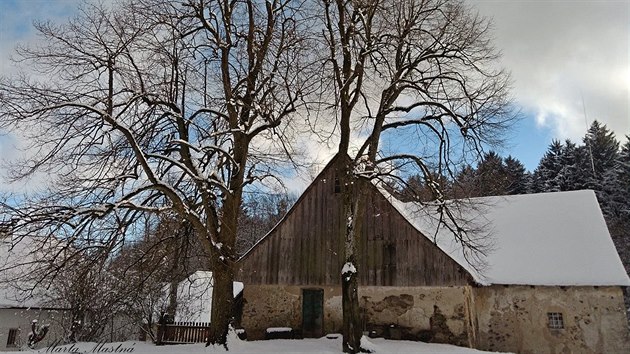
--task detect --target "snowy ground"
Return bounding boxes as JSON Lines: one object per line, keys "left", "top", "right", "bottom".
{"left": 6, "top": 335, "right": 511, "bottom": 353}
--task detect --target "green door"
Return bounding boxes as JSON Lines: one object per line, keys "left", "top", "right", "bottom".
{"left": 302, "top": 288, "right": 324, "bottom": 337}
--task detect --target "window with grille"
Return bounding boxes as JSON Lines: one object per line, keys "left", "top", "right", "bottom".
{"left": 6, "top": 328, "right": 19, "bottom": 347}
{"left": 547, "top": 312, "right": 564, "bottom": 329}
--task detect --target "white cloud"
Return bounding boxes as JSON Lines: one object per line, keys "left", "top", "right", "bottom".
{"left": 472, "top": 0, "right": 629, "bottom": 141}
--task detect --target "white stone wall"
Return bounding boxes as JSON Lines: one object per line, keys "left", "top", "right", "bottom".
{"left": 473, "top": 285, "right": 630, "bottom": 354}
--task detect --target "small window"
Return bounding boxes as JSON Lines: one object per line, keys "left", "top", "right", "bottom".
{"left": 547, "top": 312, "right": 564, "bottom": 329}
{"left": 383, "top": 242, "right": 397, "bottom": 285}
{"left": 334, "top": 177, "right": 341, "bottom": 194}
{"left": 6, "top": 328, "right": 19, "bottom": 347}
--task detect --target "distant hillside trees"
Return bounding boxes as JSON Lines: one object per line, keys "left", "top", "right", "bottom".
{"left": 400, "top": 152, "right": 531, "bottom": 200}
{"left": 236, "top": 193, "right": 296, "bottom": 256}
{"left": 463, "top": 152, "right": 530, "bottom": 197}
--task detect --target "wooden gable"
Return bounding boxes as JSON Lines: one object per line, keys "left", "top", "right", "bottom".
{"left": 237, "top": 154, "right": 473, "bottom": 287}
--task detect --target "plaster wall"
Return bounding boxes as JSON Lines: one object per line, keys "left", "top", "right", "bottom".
{"left": 0, "top": 308, "right": 68, "bottom": 351}
{"left": 358, "top": 286, "right": 472, "bottom": 346}
{"left": 240, "top": 285, "right": 305, "bottom": 340}
{"left": 473, "top": 285, "right": 630, "bottom": 354}
{"left": 240, "top": 285, "right": 472, "bottom": 345}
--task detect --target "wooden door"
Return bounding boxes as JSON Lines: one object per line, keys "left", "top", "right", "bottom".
{"left": 302, "top": 288, "right": 324, "bottom": 337}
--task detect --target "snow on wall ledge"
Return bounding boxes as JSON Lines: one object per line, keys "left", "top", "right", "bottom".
{"left": 382, "top": 189, "right": 630, "bottom": 287}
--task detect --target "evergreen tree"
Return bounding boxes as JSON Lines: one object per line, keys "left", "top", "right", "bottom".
{"left": 475, "top": 151, "right": 508, "bottom": 196}
{"left": 399, "top": 172, "right": 451, "bottom": 202}
{"left": 400, "top": 174, "right": 429, "bottom": 202}
{"left": 451, "top": 153, "right": 530, "bottom": 197}
{"left": 617, "top": 136, "right": 630, "bottom": 212}
{"left": 600, "top": 135, "right": 630, "bottom": 223}
{"left": 400, "top": 174, "right": 425, "bottom": 201}
{"left": 236, "top": 193, "right": 296, "bottom": 255}
{"left": 578, "top": 121, "right": 620, "bottom": 222}
{"left": 503, "top": 156, "right": 530, "bottom": 195}
{"left": 451, "top": 164, "right": 479, "bottom": 198}
{"left": 532, "top": 140, "right": 564, "bottom": 192}
{"left": 557, "top": 140, "right": 589, "bottom": 191}
{"left": 606, "top": 135, "right": 630, "bottom": 306}
{"left": 582, "top": 120, "right": 620, "bottom": 184}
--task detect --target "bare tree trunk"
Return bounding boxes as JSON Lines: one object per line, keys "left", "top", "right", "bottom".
{"left": 342, "top": 268, "right": 361, "bottom": 352}
{"left": 208, "top": 173, "right": 242, "bottom": 346}
{"left": 342, "top": 255, "right": 362, "bottom": 352}
{"left": 208, "top": 256, "right": 234, "bottom": 346}
{"left": 321, "top": 0, "right": 373, "bottom": 348}
{"left": 341, "top": 177, "right": 365, "bottom": 353}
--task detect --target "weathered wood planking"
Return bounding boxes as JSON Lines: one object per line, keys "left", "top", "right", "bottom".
{"left": 238, "top": 155, "right": 473, "bottom": 287}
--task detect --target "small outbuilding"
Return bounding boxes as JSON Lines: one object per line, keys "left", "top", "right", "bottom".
{"left": 169, "top": 270, "right": 244, "bottom": 323}
{"left": 0, "top": 233, "right": 70, "bottom": 351}
{"left": 236, "top": 154, "right": 630, "bottom": 354}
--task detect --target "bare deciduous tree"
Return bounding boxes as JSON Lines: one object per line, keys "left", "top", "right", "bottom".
{"left": 317, "top": 0, "right": 514, "bottom": 351}
{"left": 0, "top": 0, "right": 315, "bottom": 346}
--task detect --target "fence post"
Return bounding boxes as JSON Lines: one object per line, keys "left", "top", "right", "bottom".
{"left": 156, "top": 312, "right": 166, "bottom": 346}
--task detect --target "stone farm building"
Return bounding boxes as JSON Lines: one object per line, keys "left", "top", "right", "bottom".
{"left": 237, "top": 154, "right": 630, "bottom": 354}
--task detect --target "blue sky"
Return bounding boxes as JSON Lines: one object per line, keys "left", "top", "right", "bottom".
{"left": 499, "top": 114, "right": 554, "bottom": 170}
{"left": 0, "top": 0, "right": 628, "bottom": 180}
{"left": 0, "top": 0, "right": 77, "bottom": 39}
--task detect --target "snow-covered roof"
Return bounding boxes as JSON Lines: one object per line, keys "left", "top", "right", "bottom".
{"left": 383, "top": 189, "right": 630, "bottom": 287}
{"left": 0, "top": 235, "right": 65, "bottom": 308}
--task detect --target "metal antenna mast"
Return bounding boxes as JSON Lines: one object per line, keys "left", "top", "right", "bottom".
{"left": 581, "top": 94, "right": 596, "bottom": 177}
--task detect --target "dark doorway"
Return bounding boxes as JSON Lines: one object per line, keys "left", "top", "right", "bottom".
{"left": 302, "top": 288, "right": 324, "bottom": 337}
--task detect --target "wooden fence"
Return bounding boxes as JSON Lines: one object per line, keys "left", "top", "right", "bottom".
{"left": 157, "top": 322, "right": 210, "bottom": 344}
